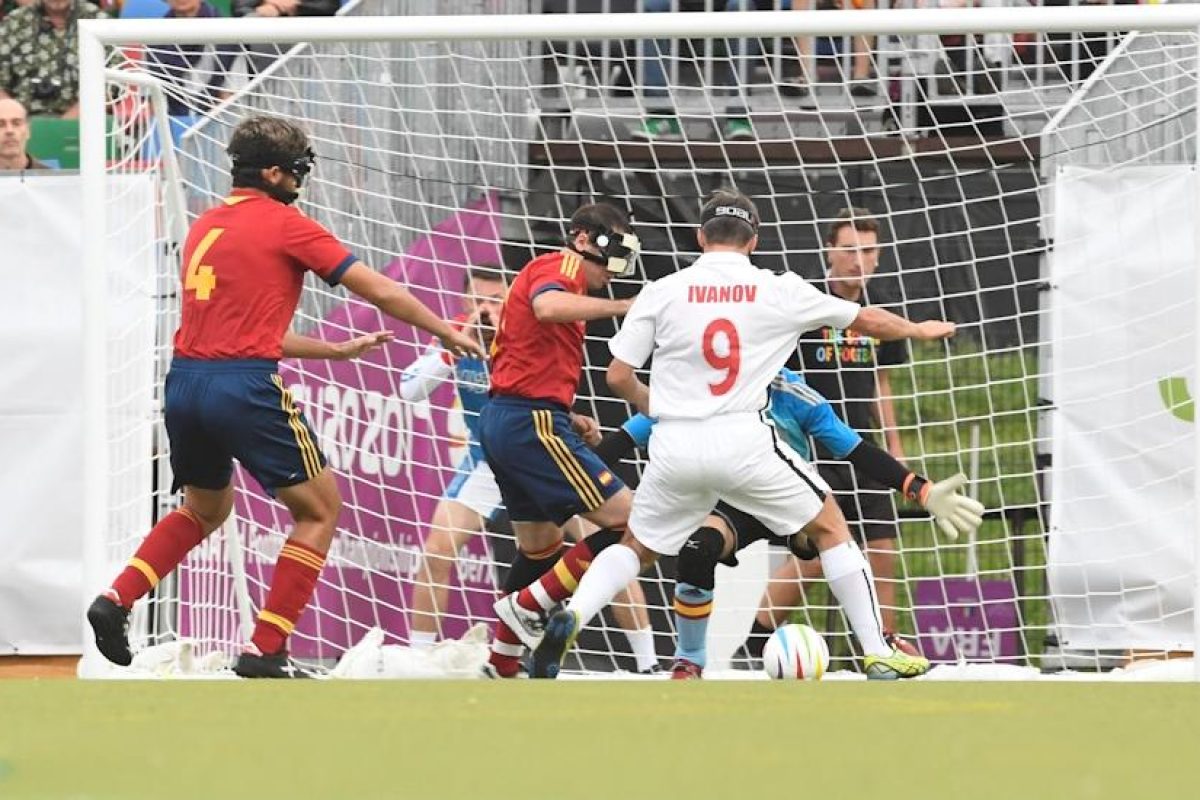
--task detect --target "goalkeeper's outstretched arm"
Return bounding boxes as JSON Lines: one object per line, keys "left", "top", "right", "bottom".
{"left": 843, "top": 441, "right": 983, "bottom": 541}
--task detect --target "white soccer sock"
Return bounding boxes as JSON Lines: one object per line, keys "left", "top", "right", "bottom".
{"left": 625, "top": 626, "right": 658, "bottom": 672}
{"left": 566, "top": 544, "right": 641, "bottom": 626}
{"left": 820, "top": 540, "right": 890, "bottom": 657}
{"left": 410, "top": 630, "right": 437, "bottom": 650}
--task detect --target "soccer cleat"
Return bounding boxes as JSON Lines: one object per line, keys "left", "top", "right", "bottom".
{"left": 864, "top": 646, "right": 931, "bottom": 680}
{"left": 234, "top": 648, "right": 313, "bottom": 679}
{"left": 729, "top": 643, "right": 763, "bottom": 673}
{"left": 630, "top": 115, "right": 683, "bottom": 142}
{"left": 638, "top": 663, "right": 664, "bottom": 676}
{"left": 530, "top": 608, "right": 582, "bottom": 679}
{"left": 87, "top": 594, "right": 133, "bottom": 667}
{"left": 722, "top": 117, "right": 755, "bottom": 141}
{"left": 670, "top": 659, "right": 703, "bottom": 680}
{"left": 493, "top": 594, "right": 547, "bottom": 650}
{"left": 480, "top": 662, "right": 525, "bottom": 680}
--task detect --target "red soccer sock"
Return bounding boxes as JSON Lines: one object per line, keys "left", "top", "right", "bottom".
{"left": 488, "top": 623, "right": 524, "bottom": 678}
{"left": 487, "top": 542, "right": 564, "bottom": 677}
{"left": 517, "top": 536, "right": 603, "bottom": 613}
{"left": 250, "top": 538, "right": 326, "bottom": 656}
{"left": 110, "top": 508, "right": 207, "bottom": 609}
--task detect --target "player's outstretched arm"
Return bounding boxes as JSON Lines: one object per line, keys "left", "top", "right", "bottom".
{"left": 607, "top": 358, "right": 650, "bottom": 416}
{"left": 533, "top": 291, "right": 633, "bottom": 323}
{"left": 845, "top": 441, "right": 984, "bottom": 540}
{"left": 282, "top": 330, "right": 394, "bottom": 360}
{"left": 852, "top": 306, "right": 956, "bottom": 342}
{"left": 338, "top": 263, "right": 484, "bottom": 359}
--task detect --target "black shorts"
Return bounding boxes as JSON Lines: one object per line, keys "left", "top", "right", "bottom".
{"left": 818, "top": 461, "right": 899, "bottom": 543}
{"left": 710, "top": 501, "right": 792, "bottom": 567}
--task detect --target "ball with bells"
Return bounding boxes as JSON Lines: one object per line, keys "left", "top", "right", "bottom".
{"left": 762, "top": 623, "right": 830, "bottom": 680}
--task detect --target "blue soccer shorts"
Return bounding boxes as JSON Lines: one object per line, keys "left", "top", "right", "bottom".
{"left": 164, "top": 358, "right": 326, "bottom": 496}
{"left": 478, "top": 396, "right": 624, "bottom": 525}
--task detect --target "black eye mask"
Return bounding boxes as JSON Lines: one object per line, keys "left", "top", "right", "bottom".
{"left": 229, "top": 147, "right": 316, "bottom": 205}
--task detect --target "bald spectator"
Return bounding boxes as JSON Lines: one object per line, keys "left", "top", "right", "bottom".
{"left": 0, "top": 0, "right": 107, "bottom": 118}
{"left": 0, "top": 98, "right": 49, "bottom": 171}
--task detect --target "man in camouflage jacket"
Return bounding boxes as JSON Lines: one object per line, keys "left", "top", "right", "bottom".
{"left": 0, "top": 0, "right": 107, "bottom": 117}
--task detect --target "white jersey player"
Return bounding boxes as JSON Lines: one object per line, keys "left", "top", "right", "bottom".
{"left": 530, "top": 189, "right": 958, "bottom": 680}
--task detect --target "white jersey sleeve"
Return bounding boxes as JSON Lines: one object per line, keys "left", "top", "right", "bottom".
{"left": 609, "top": 286, "right": 658, "bottom": 368}
{"left": 775, "top": 272, "right": 860, "bottom": 331}
{"left": 399, "top": 342, "right": 454, "bottom": 402}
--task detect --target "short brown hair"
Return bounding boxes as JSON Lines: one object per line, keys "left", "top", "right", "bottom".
{"left": 699, "top": 189, "right": 759, "bottom": 247}
{"left": 569, "top": 203, "right": 631, "bottom": 237}
{"left": 228, "top": 115, "right": 310, "bottom": 186}
{"left": 825, "top": 207, "right": 880, "bottom": 246}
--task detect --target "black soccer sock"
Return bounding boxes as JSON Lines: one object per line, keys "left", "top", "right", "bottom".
{"left": 744, "top": 618, "right": 775, "bottom": 660}
{"left": 504, "top": 541, "right": 564, "bottom": 594}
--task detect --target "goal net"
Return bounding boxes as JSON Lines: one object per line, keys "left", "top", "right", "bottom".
{"left": 79, "top": 2, "right": 1200, "bottom": 678}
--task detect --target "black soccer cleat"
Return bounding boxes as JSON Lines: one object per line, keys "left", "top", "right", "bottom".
{"left": 234, "top": 650, "right": 313, "bottom": 679}
{"left": 87, "top": 594, "right": 133, "bottom": 666}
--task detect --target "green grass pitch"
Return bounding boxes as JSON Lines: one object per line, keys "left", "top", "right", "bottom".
{"left": 2, "top": 680, "right": 1198, "bottom": 799}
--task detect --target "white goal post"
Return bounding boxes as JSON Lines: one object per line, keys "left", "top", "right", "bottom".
{"left": 77, "top": 5, "right": 1200, "bottom": 679}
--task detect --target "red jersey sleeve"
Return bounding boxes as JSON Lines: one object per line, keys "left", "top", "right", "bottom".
{"left": 528, "top": 252, "right": 585, "bottom": 300}
{"left": 281, "top": 210, "right": 357, "bottom": 286}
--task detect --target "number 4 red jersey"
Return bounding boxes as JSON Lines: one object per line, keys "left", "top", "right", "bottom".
{"left": 173, "top": 189, "right": 356, "bottom": 360}
{"left": 489, "top": 249, "right": 588, "bottom": 407}
{"left": 608, "top": 252, "right": 860, "bottom": 420}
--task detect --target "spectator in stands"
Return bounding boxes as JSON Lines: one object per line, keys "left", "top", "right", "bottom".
{"left": 233, "top": 0, "right": 339, "bottom": 75}
{"left": 0, "top": 97, "right": 49, "bottom": 170}
{"left": 721, "top": 1, "right": 878, "bottom": 140}
{"left": 144, "top": 0, "right": 240, "bottom": 116}
{"left": 233, "top": 0, "right": 337, "bottom": 18}
{"left": 0, "top": 0, "right": 107, "bottom": 118}
{"left": 633, "top": 0, "right": 877, "bottom": 142}
{"left": 807, "top": 1, "right": 878, "bottom": 95}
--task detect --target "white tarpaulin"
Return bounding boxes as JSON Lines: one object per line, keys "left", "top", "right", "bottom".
{"left": 1049, "top": 165, "right": 1196, "bottom": 651}
{"left": 0, "top": 175, "right": 155, "bottom": 654}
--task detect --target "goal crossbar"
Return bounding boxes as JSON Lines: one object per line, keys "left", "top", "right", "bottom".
{"left": 79, "top": 7, "right": 1200, "bottom": 46}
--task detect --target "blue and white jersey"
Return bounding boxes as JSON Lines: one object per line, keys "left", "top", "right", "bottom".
{"left": 622, "top": 367, "right": 860, "bottom": 461}
{"left": 400, "top": 341, "right": 490, "bottom": 461}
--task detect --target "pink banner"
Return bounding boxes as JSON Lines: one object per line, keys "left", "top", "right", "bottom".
{"left": 180, "top": 195, "right": 503, "bottom": 659}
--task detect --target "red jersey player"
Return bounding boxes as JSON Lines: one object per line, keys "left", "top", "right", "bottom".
{"left": 479, "top": 203, "right": 646, "bottom": 678}
{"left": 87, "top": 115, "right": 483, "bottom": 678}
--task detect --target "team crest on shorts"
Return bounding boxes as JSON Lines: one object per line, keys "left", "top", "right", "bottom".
{"left": 598, "top": 470, "right": 614, "bottom": 487}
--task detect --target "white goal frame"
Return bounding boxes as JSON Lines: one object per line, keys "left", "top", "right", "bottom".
{"left": 77, "top": 6, "right": 1200, "bottom": 678}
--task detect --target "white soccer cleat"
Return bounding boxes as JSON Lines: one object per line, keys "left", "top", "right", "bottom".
{"left": 493, "top": 593, "right": 546, "bottom": 650}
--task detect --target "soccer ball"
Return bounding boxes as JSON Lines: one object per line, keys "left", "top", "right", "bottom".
{"left": 762, "top": 624, "right": 829, "bottom": 680}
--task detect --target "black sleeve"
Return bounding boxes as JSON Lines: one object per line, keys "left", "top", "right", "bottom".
{"left": 845, "top": 440, "right": 927, "bottom": 502}
{"left": 592, "top": 428, "right": 638, "bottom": 472}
